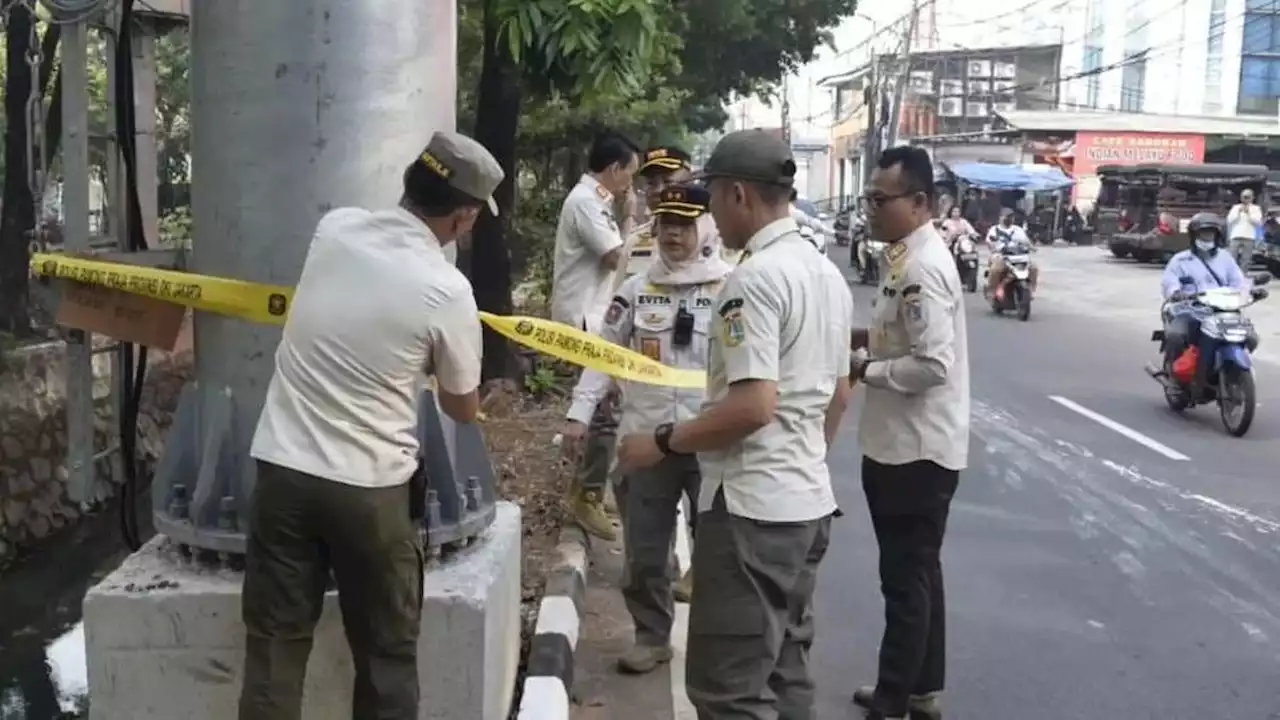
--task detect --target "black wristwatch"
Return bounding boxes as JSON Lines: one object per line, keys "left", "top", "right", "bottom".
{"left": 654, "top": 422, "right": 679, "bottom": 455}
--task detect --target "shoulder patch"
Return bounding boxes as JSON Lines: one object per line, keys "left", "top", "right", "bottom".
{"left": 604, "top": 295, "right": 629, "bottom": 326}
{"left": 718, "top": 297, "right": 745, "bottom": 317}
{"left": 594, "top": 184, "right": 610, "bottom": 201}
{"left": 902, "top": 283, "right": 922, "bottom": 297}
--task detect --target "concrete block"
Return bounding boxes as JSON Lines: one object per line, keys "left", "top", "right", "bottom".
{"left": 84, "top": 501, "right": 522, "bottom": 720}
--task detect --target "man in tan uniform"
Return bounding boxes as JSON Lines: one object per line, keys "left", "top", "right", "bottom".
{"left": 850, "top": 146, "right": 970, "bottom": 720}
{"left": 618, "top": 129, "right": 855, "bottom": 719}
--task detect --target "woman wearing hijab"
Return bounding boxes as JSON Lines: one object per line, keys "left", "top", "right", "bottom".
{"left": 562, "top": 182, "right": 732, "bottom": 675}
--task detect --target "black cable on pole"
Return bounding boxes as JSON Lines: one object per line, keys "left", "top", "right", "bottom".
{"left": 112, "top": 0, "right": 150, "bottom": 552}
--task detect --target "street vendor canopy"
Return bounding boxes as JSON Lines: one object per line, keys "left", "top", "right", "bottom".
{"left": 949, "top": 162, "right": 1075, "bottom": 192}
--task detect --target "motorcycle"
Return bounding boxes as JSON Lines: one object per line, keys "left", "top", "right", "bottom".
{"left": 950, "top": 233, "right": 980, "bottom": 293}
{"left": 1146, "top": 277, "right": 1271, "bottom": 437}
{"left": 857, "top": 237, "right": 886, "bottom": 284}
{"left": 983, "top": 241, "right": 1033, "bottom": 320}
{"left": 799, "top": 225, "right": 827, "bottom": 256}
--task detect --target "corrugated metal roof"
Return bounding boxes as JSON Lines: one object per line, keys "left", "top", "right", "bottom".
{"left": 997, "top": 110, "right": 1280, "bottom": 137}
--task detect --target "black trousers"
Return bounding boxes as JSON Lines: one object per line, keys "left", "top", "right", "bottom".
{"left": 861, "top": 456, "right": 959, "bottom": 717}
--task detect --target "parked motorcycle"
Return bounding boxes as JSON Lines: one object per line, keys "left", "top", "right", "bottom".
{"left": 1146, "top": 276, "right": 1271, "bottom": 437}
{"left": 951, "top": 233, "right": 979, "bottom": 293}
{"left": 983, "top": 241, "right": 1033, "bottom": 320}
{"left": 857, "top": 237, "right": 886, "bottom": 284}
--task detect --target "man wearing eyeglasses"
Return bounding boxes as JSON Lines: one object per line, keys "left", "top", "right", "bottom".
{"left": 849, "top": 146, "right": 970, "bottom": 720}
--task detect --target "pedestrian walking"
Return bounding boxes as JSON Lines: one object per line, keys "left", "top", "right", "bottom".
{"left": 617, "top": 129, "right": 854, "bottom": 719}
{"left": 849, "top": 146, "right": 970, "bottom": 720}
{"left": 1227, "top": 188, "right": 1263, "bottom": 270}
{"left": 564, "top": 183, "right": 732, "bottom": 674}
{"left": 550, "top": 131, "right": 642, "bottom": 541}
{"left": 238, "top": 132, "right": 503, "bottom": 720}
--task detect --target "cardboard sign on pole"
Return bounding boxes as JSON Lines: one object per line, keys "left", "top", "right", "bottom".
{"left": 55, "top": 280, "right": 185, "bottom": 351}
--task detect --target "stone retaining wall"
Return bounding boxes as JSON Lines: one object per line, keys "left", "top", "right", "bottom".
{"left": 0, "top": 340, "right": 192, "bottom": 566}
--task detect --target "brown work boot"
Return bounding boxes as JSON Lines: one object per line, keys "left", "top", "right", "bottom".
{"left": 617, "top": 644, "right": 673, "bottom": 674}
{"left": 572, "top": 489, "right": 617, "bottom": 541}
{"left": 853, "top": 686, "right": 941, "bottom": 720}
{"left": 672, "top": 567, "right": 693, "bottom": 603}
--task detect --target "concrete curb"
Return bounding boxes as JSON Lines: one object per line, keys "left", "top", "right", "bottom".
{"left": 515, "top": 524, "right": 590, "bottom": 719}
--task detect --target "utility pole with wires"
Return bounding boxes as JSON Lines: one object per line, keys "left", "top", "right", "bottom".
{"left": 885, "top": 0, "right": 921, "bottom": 149}
{"left": 781, "top": 75, "right": 792, "bottom": 145}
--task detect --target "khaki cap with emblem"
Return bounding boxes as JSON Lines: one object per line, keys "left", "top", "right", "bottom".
{"left": 639, "top": 145, "right": 693, "bottom": 174}
{"left": 652, "top": 183, "right": 710, "bottom": 221}
{"left": 693, "top": 129, "right": 797, "bottom": 187}
{"left": 414, "top": 131, "right": 506, "bottom": 215}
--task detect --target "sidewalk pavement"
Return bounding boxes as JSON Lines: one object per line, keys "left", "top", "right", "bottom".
{"left": 570, "top": 503, "right": 696, "bottom": 720}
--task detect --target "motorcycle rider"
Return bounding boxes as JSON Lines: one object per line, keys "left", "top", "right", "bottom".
{"left": 563, "top": 182, "right": 732, "bottom": 674}
{"left": 790, "top": 188, "right": 836, "bottom": 245}
{"left": 985, "top": 211, "right": 1039, "bottom": 297}
{"left": 940, "top": 205, "right": 976, "bottom": 245}
{"left": 1159, "top": 213, "right": 1249, "bottom": 385}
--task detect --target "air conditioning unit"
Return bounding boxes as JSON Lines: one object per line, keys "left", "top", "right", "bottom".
{"left": 966, "top": 101, "right": 989, "bottom": 117}
{"left": 940, "top": 98, "right": 964, "bottom": 117}
{"left": 992, "top": 101, "right": 1017, "bottom": 113}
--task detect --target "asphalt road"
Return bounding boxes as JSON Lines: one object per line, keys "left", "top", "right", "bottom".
{"left": 814, "top": 243, "right": 1280, "bottom": 719}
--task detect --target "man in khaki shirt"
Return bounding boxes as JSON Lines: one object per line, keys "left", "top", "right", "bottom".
{"left": 617, "top": 129, "right": 854, "bottom": 719}
{"left": 849, "top": 146, "right": 969, "bottom": 720}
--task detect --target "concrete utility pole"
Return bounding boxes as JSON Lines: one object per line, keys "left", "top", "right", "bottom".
{"left": 85, "top": 2, "right": 522, "bottom": 718}
{"left": 884, "top": 0, "right": 921, "bottom": 150}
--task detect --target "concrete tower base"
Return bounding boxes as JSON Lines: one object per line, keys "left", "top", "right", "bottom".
{"left": 84, "top": 502, "right": 522, "bottom": 720}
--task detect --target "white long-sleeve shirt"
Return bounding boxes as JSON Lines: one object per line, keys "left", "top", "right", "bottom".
{"left": 1227, "top": 203, "right": 1262, "bottom": 240}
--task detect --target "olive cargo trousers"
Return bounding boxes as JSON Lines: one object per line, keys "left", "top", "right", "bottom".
{"left": 238, "top": 461, "right": 425, "bottom": 720}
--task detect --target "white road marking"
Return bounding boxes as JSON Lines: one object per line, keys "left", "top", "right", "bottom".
{"left": 671, "top": 502, "right": 697, "bottom": 719}
{"left": 1047, "top": 395, "right": 1190, "bottom": 461}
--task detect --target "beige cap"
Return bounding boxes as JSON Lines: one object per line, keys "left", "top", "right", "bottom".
{"left": 416, "top": 131, "right": 505, "bottom": 215}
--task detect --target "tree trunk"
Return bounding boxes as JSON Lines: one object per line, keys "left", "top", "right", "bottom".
{"left": 469, "top": 0, "right": 522, "bottom": 382}
{"left": 0, "top": 4, "right": 39, "bottom": 336}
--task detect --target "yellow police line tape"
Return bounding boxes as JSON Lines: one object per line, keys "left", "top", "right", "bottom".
{"left": 29, "top": 252, "right": 707, "bottom": 389}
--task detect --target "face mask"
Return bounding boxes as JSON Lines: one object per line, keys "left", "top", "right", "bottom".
{"left": 1194, "top": 239, "right": 1216, "bottom": 253}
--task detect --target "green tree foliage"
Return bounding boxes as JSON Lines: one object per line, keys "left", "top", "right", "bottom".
{"left": 465, "top": 0, "right": 858, "bottom": 380}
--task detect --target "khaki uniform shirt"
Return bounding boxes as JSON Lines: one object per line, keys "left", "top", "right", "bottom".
{"left": 551, "top": 175, "right": 624, "bottom": 333}
{"left": 698, "top": 218, "right": 853, "bottom": 523}
{"left": 860, "top": 221, "right": 970, "bottom": 471}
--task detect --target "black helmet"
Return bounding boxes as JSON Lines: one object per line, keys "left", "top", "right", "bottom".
{"left": 1186, "top": 212, "right": 1226, "bottom": 247}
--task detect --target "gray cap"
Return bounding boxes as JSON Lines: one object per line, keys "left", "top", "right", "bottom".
{"left": 416, "top": 131, "right": 505, "bottom": 215}
{"left": 694, "top": 129, "right": 797, "bottom": 187}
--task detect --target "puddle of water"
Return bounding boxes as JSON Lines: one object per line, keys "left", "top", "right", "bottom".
{"left": 0, "top": 501, "right": 146, "bottom": 719}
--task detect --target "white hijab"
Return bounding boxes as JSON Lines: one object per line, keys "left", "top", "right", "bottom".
{"left": 646, "top": 214, "right": 734, "bottom": 286}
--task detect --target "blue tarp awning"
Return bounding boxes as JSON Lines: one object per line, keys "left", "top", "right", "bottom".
{"left": 949, "top": 162, "right": 1075, "bottom": 192}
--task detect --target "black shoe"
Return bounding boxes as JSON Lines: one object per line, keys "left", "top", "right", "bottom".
{"left": 853, "top": 686, "right": 941, "bottom": 719}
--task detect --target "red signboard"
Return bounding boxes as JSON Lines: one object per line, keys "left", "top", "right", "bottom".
{"left": 1074, "top": 131, "right": 1205, "bottom": 177}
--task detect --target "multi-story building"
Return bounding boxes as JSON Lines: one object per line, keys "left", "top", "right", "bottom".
{"left": 819, "top": 43, "right": 1063, "bottom": 205}
{"left": 1057, "top": 0, "right": 1277, "bottom": 118}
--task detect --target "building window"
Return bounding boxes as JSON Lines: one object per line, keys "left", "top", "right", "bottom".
{"left": 1119, "top": 56, "right": 1146, "bottom": 111}
{"left": 1205, "top": 0, "right": 1226, "bottom": 113}
{"left": 1083, "top": 47, "right": 1102, "bottom": 108}
{"left": 1239, "top": 0, "right": 1280, "bottom": 115}
{"left": 1239, "top": 58, "right": 1280, "bottom": 114}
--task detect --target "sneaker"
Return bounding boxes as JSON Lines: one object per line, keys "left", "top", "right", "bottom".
{"left": 672, "top": 567, "right": 694, "bottom": 604}
{"left": 617, "top": 644, "right": 673, "bottom": 674}
{"left": 852, "top": 686, "right": 941, "bottom": 719}
{"left": 573, "top": 490, "right": 617, "bottom": 541}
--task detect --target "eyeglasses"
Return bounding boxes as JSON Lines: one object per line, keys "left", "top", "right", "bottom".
{"left": 858, "top": 191, "right": 918, "bottom": 210}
